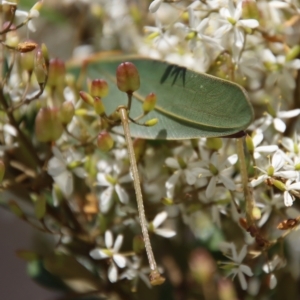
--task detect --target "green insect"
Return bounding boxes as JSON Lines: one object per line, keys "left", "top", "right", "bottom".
{"left": 71, "top": 56, "right": 254, "bottom": 286}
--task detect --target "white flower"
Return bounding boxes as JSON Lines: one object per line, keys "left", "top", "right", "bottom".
{"left": 219, "top": 242, "right": 253, "bottom": 290}
{"left": 90, "top": 230, "right": 126, "bottom": 283}
{"left": 262, "top": 49, "right": 300, "bottom": 90}
{"left": 250, "top": 129, "right": 278, "bottom": 159}
{"left": 250, "top": 150, "right": 298, "bottom": 187}
{"left": 96, "top": 171, "right": 131, "bottom": 213}
{"left": 47, "top": 147, "right": 86, "bottom": 197}
{"left": 14, "top": 1, "right": 42, "bottom": 32}
{"left": 283, "top": 179, "right": 300, "bottom": 206}
{"left": 196, "top": 152, "right": 237, "bottom": 198}
{"left": 215, "top": 0, "right": 259, "bottom": 61}
{"left": 256, "top": 194, "right": 285, "bottom": 227}
{"left": 165, "top": 150, "right": 203, "bottom": 199}
{"left": 148, "top": 211, "right": 176, "bottom": 238}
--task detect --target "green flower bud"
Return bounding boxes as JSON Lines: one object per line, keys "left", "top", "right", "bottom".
{"left": 218, "top": 279, "right": 238, "bottom": 300}
{"left": 272, "top": 179, "right": 286, "bottom": 192}
{"left": 97, "top": 131, "right": 114, "bottom": 152}
{"left": 47, "top": 58, "right": 66, "bottom": 88}
{"left": 116, "top": 62, "right": 140, "bottom": 93}
{"left": 35, "top": 107, "right": 64, "bottom": 142}
{"left": 79, "top": 91, "right": 94, "bottom": 106}
{"left": 242, "top": 0, "right": 260, "bottom": 21}
{"left": 41, "top": 43, "right": 49, "bottom": 68}
{"left": 286, "top": 45, "right": 300, "bottom": 62}
{"left": 143, "top": 92, "right": 157, "bottom": 113}
{"left": 206, "top": 137, "right": 222, "bottom": 150}
{"left": 246, "top": 134, "right": 254, "bottom": 154}
{"left": 91, "top": 79, "right": 109, "bottom": 98}
{"left": 3, "top": 22, "right": 19, "bottom": 48}
{"left": 94, "top": 97, "right": 106, "bottom": 115}
{"left": 60, "top": 101, "right": 75, "bottom": 125}
{"left": 20, "top": 44, "right": 36, "bottom": 72}
{"left": 34, "top": 48, "right": 47, "bottom": 84}
{"left": 144, "top": 118, "right": 158, "bottom": 126}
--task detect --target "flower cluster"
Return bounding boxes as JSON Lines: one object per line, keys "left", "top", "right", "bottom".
{"left": 1, "top": 1, "right": 300, "bottom": 299}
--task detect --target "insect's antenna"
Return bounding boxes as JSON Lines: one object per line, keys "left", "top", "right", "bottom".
{"left": 118, "top": 105, "right": 165, "bottom": 286}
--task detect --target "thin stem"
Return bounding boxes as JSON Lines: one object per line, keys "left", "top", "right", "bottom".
{"left": 118, "top": 106, "right": 165, "bottom": 285}
{"left": 236, "top": 137, "right": 255, "bottom": 226}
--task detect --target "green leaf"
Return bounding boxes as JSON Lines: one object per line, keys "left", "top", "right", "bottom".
{"left": 69, "top": 56, "right": 254, "bottom": 139}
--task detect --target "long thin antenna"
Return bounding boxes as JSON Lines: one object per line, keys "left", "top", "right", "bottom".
{"left": 118, "top": 105, "right": 165, "bottom": 286}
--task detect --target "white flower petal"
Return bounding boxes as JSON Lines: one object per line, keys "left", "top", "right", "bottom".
{"left": 154, "top": 228, "right": 176, "bottom": 238}
{"left": 237, "top": 270, "right": 248, "bottom": 290}
{"left": 219, "top": 175, "right": 236, "bottom": 191}
{"left": 255, "top": 145, "right": 278, "bottom": 153}
{"left": 97, "top": 173, "right": 110, "bottom": 186}
{"left": 105, "top": 230, "right": 113, "bottom": 249}
{"left": 240, "top": 264, "right": 253, "bottom": 277}
{"left": 237, "top": 245, "right": 247, "bottom": 262}
{"left": 238, "top": 19, "right": 259, "bottom": 28}
{"left": 149, "top": 0, "right": 162, "bottom": 13}
{"left": 206, "top": 176, "right": 217, "bottom": 198}
{"left": 113, "top": 254, "right": 126, "bottom": 268}
{"left": 108, "top": 263, "right": 118, "bottom": 283}
{"left": 250, "top": 175, "right": 268, "bottom": 187}
{"left": 115, "top": 184, "right": 129, "bottom": 204}
{"left": 284, "top": 191, "right": 293, "bottom": 207}
{"left": 89, "top": 249, "right": 109, "bottom": 259}
{"left": 99, "top": 186, "right": 114, "bottom": 213}
{"left": 152, "top": 211, "right": 168, "bottom": 228}
{"left": 165, "top": 157, "right": 181, "bottom": 169}
{"left": 269, "top": 274, "right": 277, "bottom": 289}
{"left": 277, "top": 109, "right": 300, "bottom": 119}
{"left": 113, "top": 234, "right": 124, "bottom": 252}
{"left": 48, "top": 157, "right": 66, "bottom": 177}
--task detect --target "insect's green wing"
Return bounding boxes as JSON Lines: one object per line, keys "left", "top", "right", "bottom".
{"left": 82, "top": 57, "right": 254, "bottom": 139}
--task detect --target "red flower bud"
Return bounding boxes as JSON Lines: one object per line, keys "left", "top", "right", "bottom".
{"left": 91, "top": 79, "right": 109, "bottom": 98}
{"left": 116, "top": 62, "right": 140, "bottom": 93}
{"left": 47, "top": 58, "right": 66, "bottom": 88}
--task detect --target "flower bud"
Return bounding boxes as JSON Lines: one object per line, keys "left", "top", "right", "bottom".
{"left": 242, "top": 0, "right": 260, "bottom": 21}
{"left": 94, "top": 97, "right": 106, "bottom": 115}
{"left": 3, "top": 22, "right": 19, "bottom": 48}
{"left": 30, "top": 0, "right": 43, "bottom": 17}
{"left": 161, "top": 197, "right": 174, "bottom": 205}
{"left": 41, "top": 43, "right": 49, "bottom": 68}
{"left": 20, "top": 45, "right": 36, "bottom": 72}
{"left": 286, "top": 45, "right": 300, "bottom": 62}
{"left": 144, "top": 118, "right": 158, "bottom": 126}
{"left": 91, "top": 79, "right": 109, "bottom": 98}
{"left": 133, "top": 138, "right": 146, "bottom": 162}
{"left": 189, "top": 248, "right": 216, "bottom": 284}
{"left": 97, "top": 131, "right": 114, "bottom": 152}
{"left": 206, "top": 137, "right": 222, "bottom": 150}
{"left": 35, "top": 107, "right": 64, "bottom": 142}
{"left": 143, "top": 92, "right": 157, "bottom": 113}
{"left": 246, "top": 134, "right": 254, "bottom": 154}
{"left": 218, "top": 278, "right": 238, "bottom": 300}
{"left": 34, "top": 48, "right": 47, "bottom": 84}
{"left": 116, "top": 62, "right": 140, "bottom": 93}
{"left": 60, "top": 101, "right": 75, "bottom": 125}
{"left": 47, "top": 58, "right": 66, "bottom": 88}
{"left": 79, "top": 91, "right": 94, "bottom": 106}
{"left": 0, "top": 160, "right": 5, "bottom": 183}
{"left": 272, "top": 179, "right": 286, "bottom": 192}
